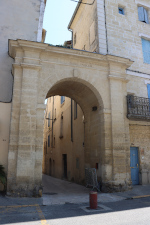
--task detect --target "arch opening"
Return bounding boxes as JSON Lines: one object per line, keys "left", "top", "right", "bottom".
{"left": 42, "top": 78, "right": 105, "bottom": 189}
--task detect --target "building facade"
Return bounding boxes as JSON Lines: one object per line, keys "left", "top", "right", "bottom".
{"left": 0, "top": 0, "right": 46, "bottom": 191}
{"left": 43, "top": 0, "right": 150, "bottom": 188}
{"left": 67, "top": 0, "right": 150, "bottom": 186}
{"left": 1, "top": 0, "right": 150, "bottom": 196}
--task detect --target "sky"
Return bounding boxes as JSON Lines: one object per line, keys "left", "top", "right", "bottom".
{"left": 43, "top": 0, "right": 78, "bottom": 45}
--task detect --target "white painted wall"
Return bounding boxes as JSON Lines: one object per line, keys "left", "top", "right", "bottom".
{"left": 0, "top": 0, "right": 45, "bottom": 174}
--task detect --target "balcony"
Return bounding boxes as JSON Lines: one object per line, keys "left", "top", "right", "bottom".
{"left": 127, "top": 95, "right": 150, "bottom": 121}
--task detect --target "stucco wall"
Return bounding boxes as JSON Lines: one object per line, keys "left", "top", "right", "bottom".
{"left": 0, "top": 0, "right": 44, "bottom": 102}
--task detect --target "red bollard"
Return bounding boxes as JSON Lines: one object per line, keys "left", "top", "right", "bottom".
{"left": 89, "top": 191, "right": 97, "bottom": 209}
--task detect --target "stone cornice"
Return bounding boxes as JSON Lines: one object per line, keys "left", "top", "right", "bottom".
{"left": 106, "top": 55, "right": 133, "bottom": 68}
{"left": 21, "top": 63, "right": 42, "bottom": 71}
{"left": 12, "top": 63, "right": 42, "bottom": 72}
{"left": 9, "top": 39, "right": 133, "bottom": 69}
{"left": 9, "top": 39, "right": 48, "bottom": 59}
{"left": 108, "top": 75, "right": 129, "bottom": 83}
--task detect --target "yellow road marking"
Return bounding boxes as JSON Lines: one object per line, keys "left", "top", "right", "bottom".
{"left": 0, "top": 204, "right": 39, "bottom": 209}
{"left": 132, "top": 195, "right": 150, "bottom": 199}
{"left": 0, "top": 204, "right": 49, "bottom": 224}
{"left": 36, "top": 205, "right": 49, "bottom": 225}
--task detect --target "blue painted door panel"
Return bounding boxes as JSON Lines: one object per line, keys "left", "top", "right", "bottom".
{"left": 147, "top": 84, "right": 150, "bottom": 99}
{"left": 130, "top": 147, "right": 139, "bottom": 185}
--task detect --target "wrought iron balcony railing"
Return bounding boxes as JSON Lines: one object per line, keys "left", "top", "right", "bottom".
{"left": 127, "top": 95, "right": 150, "bottom": 120}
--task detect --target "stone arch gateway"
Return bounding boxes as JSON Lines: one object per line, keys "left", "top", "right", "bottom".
{"left": 7, "top": 39, "right": 133, "bottom": 196}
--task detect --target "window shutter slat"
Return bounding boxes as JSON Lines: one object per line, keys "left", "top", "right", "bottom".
{"left": 138, "top": 6, "right": 144, "bottom": 21}
{"left": 147, "top": 84, "right": 150, "bottom": 99}
{"left": 142, "top": 39, "right": 150, "bottom": 64}
{"left": 144, "top": 8, "right": 149, "bottom": 24}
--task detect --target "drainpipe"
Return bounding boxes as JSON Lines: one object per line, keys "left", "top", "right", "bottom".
{"left": 104, "top": 0, "right": 108, "bottom": 53}
{"left": 52, "top": 96, "right": 54, "bottom": 147}
{"left": 71, "top": 99, "right": 73, "bottom": 142}
{"left": 68, "top": 29, "right": 73, "bottom": 48}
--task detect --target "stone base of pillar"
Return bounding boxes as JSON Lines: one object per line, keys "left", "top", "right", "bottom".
{"left": 7, "top": 185, "right": 43, "bottom": 197}
{"left": 101, "top": 181, "right": 132, "bottom": 193}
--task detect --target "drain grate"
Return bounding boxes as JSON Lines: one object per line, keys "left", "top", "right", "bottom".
{"left": 43, "top": 193, "right": 57, "bottom": 195}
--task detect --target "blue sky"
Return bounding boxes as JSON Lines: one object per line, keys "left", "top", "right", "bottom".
{"left": 43, "top": 0, "right": 78, "bottom": 45}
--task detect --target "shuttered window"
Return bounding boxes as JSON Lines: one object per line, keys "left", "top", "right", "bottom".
{"left": 147, "top": 84, "right": 150, "bottom": 99}
{"left": 118, "top": 7, "right": 124, "bottom": 15}
{"left": 147, "top": 84, "right": 150, "bottom": 111}
{"left": 138, "top": 6, "right": 149, "bottom": 24}
{"left": 61, "top": 96, "right": 65, "bottom": 104}
{"left": 141, "top": 38, "right": 150, "bottom": 64}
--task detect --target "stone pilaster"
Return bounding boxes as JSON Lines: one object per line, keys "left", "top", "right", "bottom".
{"left": 107, "top": 58, "right": 132, "bottom": 190}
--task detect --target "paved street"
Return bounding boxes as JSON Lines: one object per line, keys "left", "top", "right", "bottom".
{"left": 0, "top": 197, "right": 150, "bottom": 225}
{"left": 42, "top": 174, "right": 125, "bottom": 205}
{"left": 0, "top": 175, "right": 150, "bottom": 225}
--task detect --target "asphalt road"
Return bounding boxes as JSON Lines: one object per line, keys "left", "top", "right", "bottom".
{"left": 0, "top": 197, "right": 150, "bottom": 225}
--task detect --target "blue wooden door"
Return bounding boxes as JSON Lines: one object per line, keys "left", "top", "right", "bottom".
{"left": 147, "top": 84, "right": 150, "bottom": 99}
{"left": 147, "top": 84, "right": 150, "bottom": 111}
{"left": 130, "top": 147, "right": 139, "bottom": 185}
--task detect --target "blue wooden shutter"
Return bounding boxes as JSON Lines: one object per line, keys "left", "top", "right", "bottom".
{"left": 147, "top": 84, "right": 150, "bottom": 99}
{"left": 61, "top": 96, "right": 65, "bottom": 104}
{"left": 138, "top": 7, "right": 144, "bottom": 21}
{"left": 147, "top": 84, "right": 150, "bottom": 111}
{"left": 142, "top": 38, "right": 150, "bottom": 64}
{"left": 119, "top": 8, "right": 124, "bottom": 15}
{"left": 61, "top": 96, "right": 63, "bottom": 104}
{"left": 144, "top": 8, "right": 149, "bottom": 24}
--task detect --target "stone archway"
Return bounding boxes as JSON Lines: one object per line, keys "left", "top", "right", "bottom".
{"left": 43, "top": 78, "right": 104, "bottom": 184}
{"left": 7, "top": 39, "right": 133, "bottom": 196}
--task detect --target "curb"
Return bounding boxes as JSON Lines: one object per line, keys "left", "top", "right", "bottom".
{"left": 126, "top": 194, "right": 150, "bottom": 200}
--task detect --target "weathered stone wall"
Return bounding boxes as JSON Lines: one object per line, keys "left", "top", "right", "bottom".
{"left": 70, "top": 0, "right": 150, "bottom": 186}
{"left": 105, "top": 0, "right": 150, "bottom": 74}
{"left": 127, "top": 74, "right": 150, "bottom": 185}
{"left": 129, "top": 121, "right": 150, "bottom": 185}
{"left": 0, "top": 103, "right": 11, "bottom": 170}
{"left": 127, "top": 73, "right": 150, "bottom": 98}
{"left": 70, "top": 0, "right": 150, "bottom": 74}
{"left": 70, "top": 0, "right": 99, "bottom": 52}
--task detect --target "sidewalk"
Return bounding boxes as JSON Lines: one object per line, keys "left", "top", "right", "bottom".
{"left": 115, "top": 184, "right": 150, "bottom": 199}
{"left": 0, "top": 175, "right": 150, "bottom": 207}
